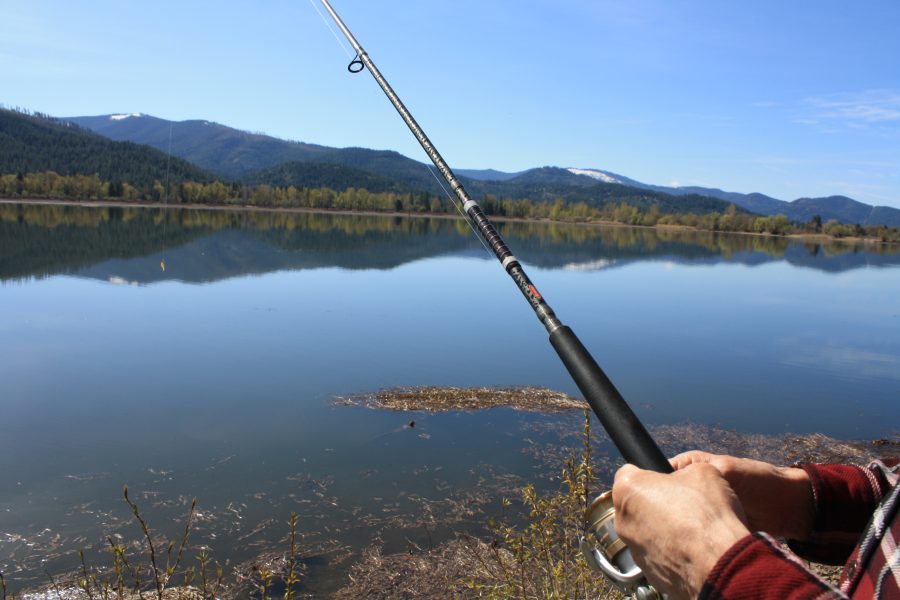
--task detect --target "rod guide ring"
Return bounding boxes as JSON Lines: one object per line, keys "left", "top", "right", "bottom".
{"left": 348, "top": 55, "right": 365, "bottom": 73}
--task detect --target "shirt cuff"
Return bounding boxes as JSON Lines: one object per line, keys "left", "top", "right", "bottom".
{"left": 700, "top": 532, "right": 843, "bottom": 600}
{"left": 787, "top": 463, "right": 880, "bottom": 565}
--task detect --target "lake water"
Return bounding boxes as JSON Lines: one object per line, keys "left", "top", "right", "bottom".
{"left": 1, "top": 203, "right": 898, "bottom": 594}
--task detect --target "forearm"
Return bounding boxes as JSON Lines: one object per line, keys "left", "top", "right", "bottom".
{"left": 753, "top": 464, "right": 814, "bottom": 541}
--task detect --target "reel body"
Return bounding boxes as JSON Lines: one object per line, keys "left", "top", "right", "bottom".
{"left": 579, "top": 490, "right": 663, "bottom": 600}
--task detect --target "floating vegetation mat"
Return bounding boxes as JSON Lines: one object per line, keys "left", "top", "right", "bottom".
{"left": 334, "top": 386, "right": 586, "bottom": 412}
{"left": 650, "top": 424, "right": 887, "bottom": 466}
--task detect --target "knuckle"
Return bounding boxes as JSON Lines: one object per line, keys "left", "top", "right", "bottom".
{"left": 613, "top": 464, "right": 638, "bottom": 489}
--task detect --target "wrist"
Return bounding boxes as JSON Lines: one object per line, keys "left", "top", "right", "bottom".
{"left": 689, "top": 515, "right": 751, "bottom": 597}
{"left": 776, "top": 466, "right": 814, "bottom": 540}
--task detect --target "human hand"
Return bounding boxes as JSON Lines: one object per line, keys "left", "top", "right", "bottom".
{"left": 612, "top": 462, "right": 751, "bottom": 600}
{"left": 671, "top": 451, "right": 814, "bottom": 541}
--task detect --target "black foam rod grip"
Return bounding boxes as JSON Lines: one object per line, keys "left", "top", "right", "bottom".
{"left": 549, "top": 326, "right": 672, "bottom": 473}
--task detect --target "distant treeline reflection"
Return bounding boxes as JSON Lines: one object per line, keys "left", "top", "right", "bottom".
{"left": 1, "top": 203, "right": 897, "bottom": 283}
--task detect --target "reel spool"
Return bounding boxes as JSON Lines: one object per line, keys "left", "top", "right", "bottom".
{"left": 579, "top": 491, "right": 663, "bottom": 600}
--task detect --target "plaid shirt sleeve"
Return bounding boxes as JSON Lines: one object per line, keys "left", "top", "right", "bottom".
{"left": 699, "top": 459, "right": 899, "bottom": 600}
{"left": 788, "top": 460, "right": 898, "bottom": 565}
{"left": 699, "top": 532, "right": 847, "bottom": 599}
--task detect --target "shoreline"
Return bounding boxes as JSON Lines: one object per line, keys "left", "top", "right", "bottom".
{"left": 1, "top": 196, "right": 895, "bottom": 247}
{"left": 7, "top": 417, "right": 893, "bottom": 599}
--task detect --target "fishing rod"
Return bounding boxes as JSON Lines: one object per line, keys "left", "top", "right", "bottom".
{"left": 318, "top": 2, "right": 669, "bottom": 596}
{"left": 318, "top": 0, "right": 669, "bottom": 473}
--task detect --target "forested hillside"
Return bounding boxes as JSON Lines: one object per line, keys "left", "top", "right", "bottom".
{"left": 0, "top": 109, "right": 212, "bottom": 191}
{"left": 244, "top": 161, "right": 417, "bottom": 194}
{"left": 67, "top": 113, "right": 332, "bottom": 178}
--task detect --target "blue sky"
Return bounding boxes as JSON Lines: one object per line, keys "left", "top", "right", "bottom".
{"left": 3, "top": 1, "right": 899, "bottom": 207}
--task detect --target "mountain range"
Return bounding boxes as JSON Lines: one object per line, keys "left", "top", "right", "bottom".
{"left": 66, "top": 112, "right": 900, "bottom": 227}
{"left": 9, "top": 109, "right": 900, "bottom": 227}
{"left": 526, "top": 168, "right": 900, "bottom": 229}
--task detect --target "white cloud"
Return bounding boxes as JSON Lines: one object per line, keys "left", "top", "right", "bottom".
{"left": 804, "top": 90, "right": 900, "bottom": 126}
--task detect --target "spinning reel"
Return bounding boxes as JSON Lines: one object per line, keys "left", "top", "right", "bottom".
{"left": 579, "top": 491, "right": 663, "bottom": 600}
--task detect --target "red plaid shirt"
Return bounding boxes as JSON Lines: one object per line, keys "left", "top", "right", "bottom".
{"left": 700, "top": 459, "right": 900, "bottom": 599}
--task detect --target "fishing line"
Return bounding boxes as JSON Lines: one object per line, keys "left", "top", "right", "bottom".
{"left": 307, "top": 0, "right": 354, "bottom": 60}
{"left": 426, "top": 163, "right": 495, "bottom": 259}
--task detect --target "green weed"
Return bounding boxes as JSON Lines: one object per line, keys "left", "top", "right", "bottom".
{"left": 465, "top": 411, "right": 621, "bottom": 599}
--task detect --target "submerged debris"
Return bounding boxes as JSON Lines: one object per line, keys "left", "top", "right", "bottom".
{"left": 20, "top": 585, "right": 205, "bottom": 600}
{"left": 63, "top": 472, "right": 110, "bottom": 481}
{"left": 334, "top": 386, "right": 586, "bottom": 412}
{"left": 231, "top": 538, "right": 352, "bottom": 598}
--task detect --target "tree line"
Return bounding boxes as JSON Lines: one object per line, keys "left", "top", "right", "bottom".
{"left": 2, "top": 170, "right": 898, "bottom": 243}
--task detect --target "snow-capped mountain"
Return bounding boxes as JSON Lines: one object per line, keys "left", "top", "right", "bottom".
{"left": 566, "top": 168, "right": 623, "bottom": 184}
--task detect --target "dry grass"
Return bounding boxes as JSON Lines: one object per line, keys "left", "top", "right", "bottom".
{"left": 333, "top": 539, "right": 496, "bottom": 600}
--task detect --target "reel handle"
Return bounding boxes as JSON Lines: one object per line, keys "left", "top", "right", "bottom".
{"left": 580, "top": 491, "right": 664, "bottom": 599}
{"left": 549, "top": 326, "right": 672, "bottom": 473}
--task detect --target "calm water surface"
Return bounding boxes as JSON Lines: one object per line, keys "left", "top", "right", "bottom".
{"left": 1, "top": 204, "right": 898, "bottom": 593}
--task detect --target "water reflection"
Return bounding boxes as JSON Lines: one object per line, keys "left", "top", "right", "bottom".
{"left": 1, "top": 202, "right": 898, "bottom": 283}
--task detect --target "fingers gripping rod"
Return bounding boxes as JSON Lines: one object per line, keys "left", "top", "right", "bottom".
{"left": 319, "top": 0, "right": 671, "bottom": 476}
